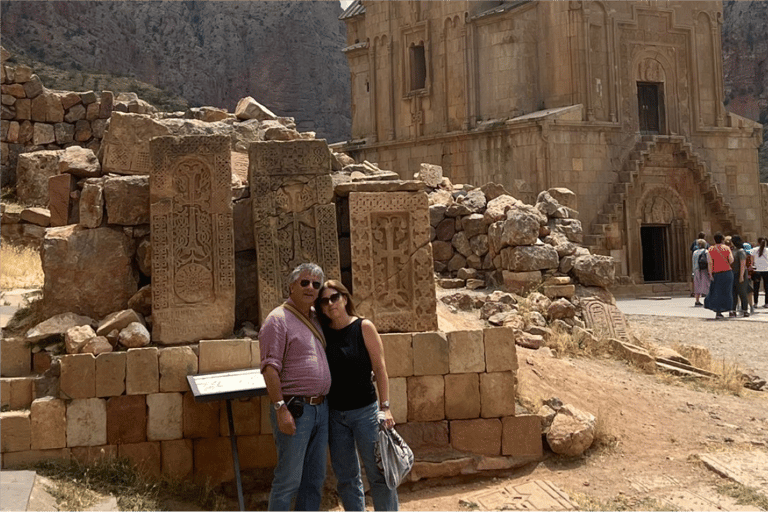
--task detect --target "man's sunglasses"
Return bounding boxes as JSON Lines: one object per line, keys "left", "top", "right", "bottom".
{"left": 300, "top": 279, "right": 322, "bottom": 289}
{"left": 318, "top": 292, "right": 342, "bottom": 307}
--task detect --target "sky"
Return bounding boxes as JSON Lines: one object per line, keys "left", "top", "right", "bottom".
{"left": 340, "top": 0, "right": 353, "bottom": 9}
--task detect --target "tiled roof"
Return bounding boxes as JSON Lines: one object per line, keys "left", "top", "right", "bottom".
{"left": 339, "top": 0, "right": 365, "bottom": 21}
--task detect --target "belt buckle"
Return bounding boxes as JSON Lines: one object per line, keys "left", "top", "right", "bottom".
{"left": 308, "top": 395, "right": 322, "bottom": 405}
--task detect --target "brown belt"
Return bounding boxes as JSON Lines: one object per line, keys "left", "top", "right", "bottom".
{"left": 285, "top": 395, "right": 325, "bottom": 406}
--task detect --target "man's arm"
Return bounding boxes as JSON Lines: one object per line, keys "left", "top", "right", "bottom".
{"left": 263, "top": 365, "right": 296, "bottom": 436}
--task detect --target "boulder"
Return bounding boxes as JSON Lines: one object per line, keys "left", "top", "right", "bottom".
{"left": 483, "top": 194, "right": 522, "bottom": 224}
{"left": 535, "top": 190, "right": 563, "bottom": 218}
{"left": 469, "top": 234, "right": 489, "bottom": 257}
{"left": 16, "top": 150, "right": 61, "bottom": 206}
{"left": 431, "top": 240, "right": 453, "bottom": 261}
{"left": 416, "top": 163, "right": 443, "bottom": 188}
{"left": 100, "top": 112, "right": 170, "bottom": 175}
{"left": 480, "top": 183, "right": 511, "bottom": 201}
{"left": 549, "top": 218, "right": 583, "bottom": 244}
{"left": 118, "top": 322, "right": 151, "bottom": 348}
{"left": 480, "top": 302, "right": 514, "bottom": 320}
{"left": 103, "top": 175, "right": 149, "bottom": 225}
{"left": 516, "top": 332, "right": 544, "bottom": 350}
{"left": 26, "top": 312, "right": 95, "bottom": 343}
{"left": 127, "top": 285, "right": 152, "bottom": 317}
{"left": 434, "top": 218, "right": 455, "bottom": 241}
{"left": 572, "top": 255, "right": 615, "bottom": 288}
{"left": 462, "top": 214, "right": 486, "bottom": 238}
{"left": 524, "top": 311, "right": 547, "bottom": 329}
{"left": 500, "top": 245, "right": 560, "bottom": 272}
{"left": 234, "top": 96, "right": 277, "bottom": 121}
{"left": 493, "top": 208, "right": 541, "bottom": 250}
{"left": 79, "top": 179, "right": 104, "bottom": 228}
{"left": 527, "top": 292, "right": 552, "bottom": 314}
{"left": 428, "top": 189, "right": 453, "bottom": 208}
{"left": 547, "top": 299, "right": 576, "bottom": 320}
{"left": 452, "top": 231, "right": 473, "bottom": 258}
{"left": 19, "top": 207, "right": 50, "bottom": 227}
{"left": 42, "top": 225, "right": 138, "bottom": 319}
{"left": 80, "top": 336, "right": 113, "bottom": 355}
{"left": 136, "top": 237, "right": 152, "bottom": 276}
{"left": 58, "top": 146, "right": 100, "bottom": 178}
{"left": 440, "top": 292, "right": 474, "bottom": 311}
{"left": 96, "top": 309, "right": 145, "bottom": 337}
{"left": 457, "top": 189, "right": 486, "bottom": 212}
{"left": 65, "top": 324, "right": 97, "bottom": 354}
{"left": 547, "top": 188, "right": 577, "bottom": 210}
{"left": 546, "top": 404, "right": 596, "bottom": 456}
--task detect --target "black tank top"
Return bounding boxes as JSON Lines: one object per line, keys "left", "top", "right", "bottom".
{"left": 323, "top": 318, "right": 377, "bottom": 411}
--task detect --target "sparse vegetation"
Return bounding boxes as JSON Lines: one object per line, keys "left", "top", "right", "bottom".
{"left": 570, "top": 492, "right": 677, "bottom": 512}
{"left": 715, "top": 481, "right": 768, "bottom": 511}
{"left": 590, "top": 408, "right": 620, "bottom": 453}
{"left": 1, "top": 243, "right": 44, "bottom": 290}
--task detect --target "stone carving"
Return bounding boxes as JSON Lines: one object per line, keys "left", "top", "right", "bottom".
{"left": 103, "top": 112, "right": 170, "bottom": 175}
{"left": 249, "top": 140, "right": 340, "bottom": 322}
{"left": 349, "top": 191, "right": 438, "bottom": 333}
{"left": 761, "top": 184, "right": 768, "bottom": 232}
{"left": 580, "top": 298, "right": 630, "bottom": 342}
{"left": 150, "top": 135, "right": 235, "bottom": 344}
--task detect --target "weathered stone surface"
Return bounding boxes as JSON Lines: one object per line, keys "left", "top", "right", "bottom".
{"left": 250, "top": 140, "right": 339, "bottom": 323}
{"left": 107, "top": 395, "right": 147, "bottom": 444}
{"left": 381, "top": 333, "right": 413, "bottom": 378}
{"left": 183, "top": 391, "right": 220, "bottom": 438}
{"left": 147, "top": 392, "right": 183, "bottom": 441}
{"left": 2, "top": 377, "right": 34, "bottom": 410}
{"left": 70, "top": 445, "right": 118, "bottom": 466}
{"left": 118, "top": 322, "right": 151, "bottom": 349}
{"left": 127, "top": 285, "right": 152, "bottom": 317}
{"left": 30, "top": 397, "right": 66, "bottom": 450}
{"left": 407, "top": 375, "right": 445, "bottom": 422}
{"left": 161, "top": 439, "right": 193, "bottom": 480}
{"left": 101, "top": 112, "right": 170, "bottom": 175}
{"left": 547, "top": 298, "right": 576, "bottom": 320}
{"left": 549, "top": 218, "right": 583, "bottom": 243}
{"left": 572, "top": 255, "right": 615, "bottom": 288}
{"left": 48, "top": 173, "right": 77, "bottom": 226}
{"left": 447, "top": 330, "right": 485, "bottom": 374}
{"left": 412, "top": 332, "right": 449, "bottom": 376}
{"left": 543, "top": 284, "right": 576, "bottom": 299}
{"left": 502, "top": 415, "right": 543, "bottom": 458}
{"left": 1, "top": 411, "right": 31, "bottom": 452}
{"left": 581, "top": 298, "right": 630, "bottom": 341}
{"left": 546, "top": 404, "right": 595, "bottom": 456}
{"left": 451, "top": 418, "right": 502, "bottom": 455}
{"left": 233, "top": 197, "right": 254, "bottom": 252}
{"left": 480, "top": 372, "right": 516, "bottom": 418}
{"left": 119, "top": 441, "right": 161, "bottom": 478}
{"left": 97, "top": 309, "right": 144, "bottom": 337}
{"left": 1, "top": 337, "right": 31, "bottom": 377}
{"left": 67, "top": 398, "right": 107, "bottom": 447}
{"left": 387, "top": 377, "right": 407, "bottom": 424}
{"left": 452, "top": 231, "right": 472, "bottom": 258}
{"left": 19, "top": 207, "right": 50, "bottom": 227}
{"left": 397, "top": 421, "right": 449, "bottom": 454}
{"left": 60, "top": 353, "right": 96, "bottom": 399}
{"left": 33, "top": 122, "right": 55, "bottom": 145}
{"left": 126, "top": 347, "right": 159, "bottom": 395}
{"left": 42, "top": 226, "right": 137, "bottom": 319}
{"left": 350, "top": 191, "right": 437, "bottom": 333}
{"left": 159, "top": 346, "right": 198, "bottom": 392}
{"left": 79, "top": 179, "right": 104, "bottom": 228}
{"left": 445, "top": 373, "right": 480, "bottom": 419}
{"left": 416, "top": 163, "right": 443, "bottom": 188}
{"left": 81, "top": 336, "right": 113, "bottom": 355}
{"left": 217, "top": 397, "right": 261, "bottom": 437}
{"left": 198, "top": 339, "right": 251, "bottom": 373}
{"left": 500, "top": 245, "right": 559, "bottom": 272}
{"left": 547, "top": 187, "right": 577, "bottom": 210}
{"left": 103, "top": 175, "right": 149, "bottom": 225}
{"left": 151, "top": 135, "right": 236, "bottom": 344}
{"left": 16, "top": 150, "right": 60, "bottom": 206}
{"left": 65, "top": 324, "right": 96, "bottom": 354}
{"left": 96, "top": 352, "right": 126, "bottom": 397}
{"left": 484, "top": 327, "right": 518, "bottom": 373}
{"left": 501, "top": 270, "right": 542, "bottom": 295}
{"left": 235, "top": 96, "right": 277, "bottom": 121}
{"left": 58, "top": 146, "right": 100, "bottom": 178}
{"left": 431, "top": 240, "right": 453, "bottom": 261}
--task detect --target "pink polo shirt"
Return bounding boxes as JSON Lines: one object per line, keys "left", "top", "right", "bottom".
{"left": 258, "top": 300, "right": 331, "bottom": 397}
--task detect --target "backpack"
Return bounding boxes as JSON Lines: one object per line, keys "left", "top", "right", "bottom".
{"left": 697, "top": 250, "right": 708, "bottom": 271}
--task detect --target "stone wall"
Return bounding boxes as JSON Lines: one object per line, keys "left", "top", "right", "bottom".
{"left": 1, "top": 327, "right": 542, "bottom": 483}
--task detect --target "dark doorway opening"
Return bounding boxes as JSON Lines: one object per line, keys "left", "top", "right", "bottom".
{"left": 637, "top": 82, "right": 665, "bottom": 135}
{"left": 641, "top": 225, "right": 669, "bottom": 282}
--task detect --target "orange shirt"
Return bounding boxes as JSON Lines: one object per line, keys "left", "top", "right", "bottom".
{"left": 708, "top": 244, "right": 732, "bottom": 273}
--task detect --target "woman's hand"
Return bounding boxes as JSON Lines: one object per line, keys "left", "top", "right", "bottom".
{"left": 381, "top": 408, "right": 395, "bottom": 429}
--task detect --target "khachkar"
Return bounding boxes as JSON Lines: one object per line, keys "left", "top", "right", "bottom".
{"left": 249, "top": 140, "right": 341, "bottom": 323}
{"left": 149, "top": 135, "right": 235, "bottom": 344}
{"left": 349, "top": 191, "right": 438, "bottom": 332}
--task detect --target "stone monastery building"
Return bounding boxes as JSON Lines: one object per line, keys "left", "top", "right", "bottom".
{"left": 337, "top": 0, "right": 765, "bottom": 285}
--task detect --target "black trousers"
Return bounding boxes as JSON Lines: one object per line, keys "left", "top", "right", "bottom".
{"left": 753, "top": 271, "right": 768, "bottom": 305}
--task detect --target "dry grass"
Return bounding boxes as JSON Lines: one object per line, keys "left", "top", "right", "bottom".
{"left": 670, "top": 344, "right": 744, "bottom": 395}
{"left": 568, "top": 491, "right": 675, "bottom": 511}
{"left": 715, "top": 481, "right": 768, "bottom": 510}
{"left": 546, "top": 324, "right": 612, "bottom": 359}
{"left": 590, "top": 408, "right": 621, "bottom": 453}
{"left": 1, "top": 244, "right": 44, "bottom": 290}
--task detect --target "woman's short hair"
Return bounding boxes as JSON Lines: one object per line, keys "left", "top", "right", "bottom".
{"left": 315, "top": 279, "right": 358, "bottom": 324}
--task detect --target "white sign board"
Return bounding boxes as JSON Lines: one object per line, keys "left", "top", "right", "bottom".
{"left": 187, "top": 368, "right": 268, "bottom": 402}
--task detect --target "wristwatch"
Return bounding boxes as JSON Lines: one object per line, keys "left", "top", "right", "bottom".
{"left": 273, "top": 400, "right": 286, "bottom": 410}
{"left": 380, "top": 400, "right": 390, "bottom": 410}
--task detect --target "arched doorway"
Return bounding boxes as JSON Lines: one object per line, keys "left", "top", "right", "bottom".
{"left": 636, "top": 187, "right": 690, "bottom": 283}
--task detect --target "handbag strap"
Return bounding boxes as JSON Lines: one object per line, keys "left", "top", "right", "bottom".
{"left": 281, "top": 302, "right": 326, "bottom": 349}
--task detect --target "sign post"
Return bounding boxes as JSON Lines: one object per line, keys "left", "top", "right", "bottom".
{"left": 187, "top": 368, "right": 268, "bottom": 511}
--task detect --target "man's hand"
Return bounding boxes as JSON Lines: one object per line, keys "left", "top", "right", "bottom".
{"left": 277, "top": 406, "right": 296, "bottom": 435}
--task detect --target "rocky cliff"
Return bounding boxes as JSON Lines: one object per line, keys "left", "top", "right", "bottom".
{"left": 0, "top": 0, "right": 351, "bottom": 142}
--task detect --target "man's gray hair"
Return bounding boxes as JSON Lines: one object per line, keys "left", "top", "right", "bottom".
{"left": 287, "top": 262, "right": 325, "bottom": 288}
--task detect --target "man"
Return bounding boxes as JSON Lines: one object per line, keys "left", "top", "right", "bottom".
{"left": 260, "top": 262, "right": 331, "bottom": 511}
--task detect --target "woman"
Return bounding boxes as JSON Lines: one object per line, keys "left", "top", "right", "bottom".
{"left": 704, "top": 232, "right": 734, "bottom": 319}
{"left": 729, "top": 235, "right": 749, "bottom": 318}
{"left": 751, "top": 237, "right": 768, "bottom": 308}
{"left": 691, "top": 238, "right": 710, "bottom": 306}
{"left": 316, "top": 280, "right": 399, "bottom": 511}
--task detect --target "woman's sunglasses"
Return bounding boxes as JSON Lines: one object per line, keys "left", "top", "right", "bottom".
{"left": 318, "top": 292, "right": 342, "bottom": 307}
{"left": 300, "top": 279, "right": 321, "bottom": 289}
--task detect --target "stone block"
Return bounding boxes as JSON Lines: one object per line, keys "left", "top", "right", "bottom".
{"left": 502, "top": 415, "right": 543, "bottom": 459}
{"left": 412, "top": 332, "right": 449, "bottom": 376}
{"left": 66, "top": 398, "right": 107, "bottom": 447}
{"left": 447, "top": 330, "right": 485, "bottom": 373}
{"left": 407, "top": 375, "right": 445, "bottom": 422}
{"left": 198, "top": 339, "right": 251, "bottom": 374}
{"left": 410, "top": 457, "right": 475, "bottom": 481}
{"left": 2, "top": 377, "right": 35, "bottom": 410}
{"left": 237, "top": 434, "right": 278, "bottom": 470}
{"left": 193, "top": 437, "right": 233, "bottom": 485}
{"left": 32, "top": 352, "right": 52, "bottom": 374}
{"left": 444, "top": 373, "right": 480, "bottom": 420}
{"left": 183, "top": 391, "right": 220, "bottom": 438}
{"left": 97, "top": 310, "right": 144, "bottom": 337}
{"left": 450, "top": 418, "right": 502, "bottom": 456}
{"left": 118, "top": 442, "right": 161, "bottom": 478}
{"left": 126, "top": 347, "right": 159, "bottom": 395}
{"left": 60, "top": 353, "right": 95, "bottom": 399}
{"left": 480, "top": 372, "right": 516, "bottom": 418}
{"left": 219, "top": 397, "right": 260, "bottom": 437}
{"left": 388, "top": 377, "right": 407, "bottom": 424}
{"left": 48, "top": 173, "right": 77, "bottom": 227}
{"left": 396, "top": 421, "right": 449, "bottom": 455}
{"left": 146, "top": 393, "right": 183, "bottom": 441}
{"left": 260, "top": 396, "right": 272, "bottom": 434}
{"left": 250, "top": 339, "right": 260, "bottom": 368}
{"left": 1, "top": 411, "right": 31, "bottom": 452}
{"left": 1, "top": 337, "right": 31, "bottom": 377}
{"left": 161, "top": 439, "right": 194, "bottom": 480}
{"left": 381, "top": 333, "right": 413, "bottom": 378}
{"left": 158, "top": 347, "right": 198, "bottom": 392}
{"left": 95, "top": 352, "right": 126, "bottom": 397}
{"left": 103, "top": 175, "right": 149, "bottom": 225}
{"left": 2, "top": 448, "right": 71, "bottom": 469}
{"left": 106, "top": 395, "right": 146, "bottom": 445}
{"left": 501, "top": 270, "right": 542, "bottom": 295}
{"left": 30, "top": 397, "right": 66, "bottom": 450}
{"left": 70, "top": 445, "right": 118, "bottom": 465}
{"left": 484, "top": 327, "right": 518, "bottom": 373}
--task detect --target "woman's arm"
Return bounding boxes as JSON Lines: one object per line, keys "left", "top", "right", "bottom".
{"left": 361, "top": 319, "right": 395, "bottom": 428}
{"left": 740, "top": 253, "right": 746, "bottom": 283}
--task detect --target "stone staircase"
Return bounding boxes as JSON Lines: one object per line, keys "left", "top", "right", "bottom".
{"left": 585, "top": 134, "right": 743, "bottom": 255}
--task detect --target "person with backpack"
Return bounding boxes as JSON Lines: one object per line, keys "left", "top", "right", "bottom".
{"left": 691, "top": 238, "right": 709, "bottom": 306}
{"left": 729, "top": 234, "right": 750, "bottom": 318}
{"left": 689, "top": 232, "right": 708, "bottom": 297}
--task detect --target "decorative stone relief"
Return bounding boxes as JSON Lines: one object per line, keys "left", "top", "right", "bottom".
{"left": 349, "top": 191, "right": 438, "bottom": 333}
{"left": 581, "top": 299, "right": 631, "bottom": 342}
{"left": 249, "top": 140, "right": 340, "bottom": 322}
{"left": 150, "top": 135, "right": 235, "bottom": 344}
{"left": 761, "top": 184, "right": 768, "bottom": 233}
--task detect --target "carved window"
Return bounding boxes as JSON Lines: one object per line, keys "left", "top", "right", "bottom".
{"left": 409, "top": 43, "right": 427, "bottom": 91}
{"left": 637, "top": 82, "right": 665, "bottom": 135}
